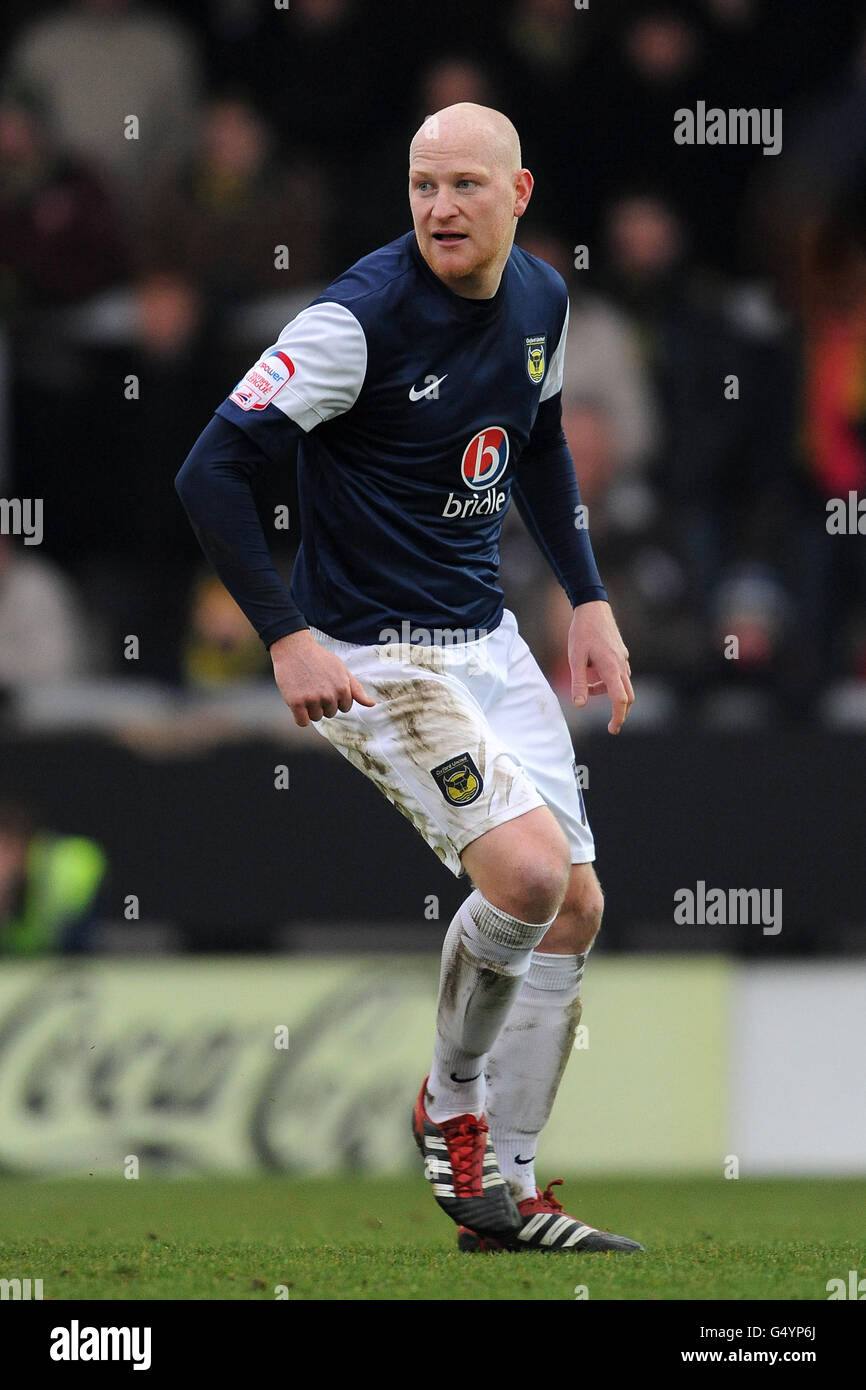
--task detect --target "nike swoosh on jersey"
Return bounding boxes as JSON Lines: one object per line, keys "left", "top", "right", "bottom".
{"left": 409, "top": 375, "right": 448, "bottom": 401}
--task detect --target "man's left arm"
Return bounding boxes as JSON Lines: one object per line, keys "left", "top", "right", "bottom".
{"left": 512, "top": 390, "right": 634, "bottom": 734}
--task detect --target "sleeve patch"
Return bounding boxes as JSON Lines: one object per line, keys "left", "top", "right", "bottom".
{"left": 230, "top": 350, "right": 296, "bottom": 411}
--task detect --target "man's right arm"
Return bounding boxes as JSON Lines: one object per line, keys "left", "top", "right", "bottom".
{"left": 175, "top": 413, "right": 308, "bottom": 648}
{"left": 176, "top": 414, "right": 375, "bottom": 725}
{"left": 175, "top": 297, "right": 375, "bottom": 723}
{"left": 177, "top": 297, "right": 368, "bottom": 646}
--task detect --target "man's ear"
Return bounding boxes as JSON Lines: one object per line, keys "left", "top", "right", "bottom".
{"left": 514, "top": 168, "right": 534, "bottom": 218}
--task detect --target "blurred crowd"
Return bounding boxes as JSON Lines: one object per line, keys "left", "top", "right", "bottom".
{"left": 1, "top": 0, "right": 865, "bottom": 720}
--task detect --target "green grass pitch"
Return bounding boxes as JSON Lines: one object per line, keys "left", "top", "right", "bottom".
{"left": 0, "top": 1176, "right": 861, "bottom": 1301}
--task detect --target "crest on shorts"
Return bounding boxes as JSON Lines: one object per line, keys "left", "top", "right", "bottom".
{"left": 525, "top": 335, "right": 546, "bottom": 384}
{"left": 431, "top": 752, "right": 484, "bottom": 807}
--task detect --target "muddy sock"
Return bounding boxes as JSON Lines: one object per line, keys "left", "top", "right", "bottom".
{"left": 484, "top": 951, "right": 587, "bottom": 1200}
{"left": 425, "top": 890, "right": 555, "bottom": 1124}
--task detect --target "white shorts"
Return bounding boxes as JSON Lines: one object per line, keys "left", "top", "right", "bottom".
{"left": 308, "top": 609, "right": 595, "bottom": 877}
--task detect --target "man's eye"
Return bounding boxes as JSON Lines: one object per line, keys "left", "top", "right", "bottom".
{"left": 457, "top": 180, "right": 476, "bottom": 189}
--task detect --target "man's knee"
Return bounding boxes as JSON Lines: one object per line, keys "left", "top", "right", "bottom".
{"left": 575, "top": 878, "right": 604, "bottom": 938}
{"left": 540, "top": 867, "right": 604, "bottom": 953}
{"left": 511, "top": 843, "right": 572, "bottom": 922}
{"left": 462, "top": 808, "right": 571, "bottom": 923}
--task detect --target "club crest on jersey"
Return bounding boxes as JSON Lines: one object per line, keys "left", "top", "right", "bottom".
{"left": 431, "top": 753, "right": 484, "bottom": 807}
{"left": 525, "top": 335, "right": 547, "bottom": 384}
{"left": 230, "top": 349, "right": 295, "bottom": 411}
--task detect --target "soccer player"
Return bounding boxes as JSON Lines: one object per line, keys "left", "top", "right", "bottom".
{"left": 176, "top": 103, "right": 641, "bottom": 1254}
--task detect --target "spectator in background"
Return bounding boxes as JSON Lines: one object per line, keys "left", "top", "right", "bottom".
{"left": 0, "top": 800, "right": 107, "bottom": 954}
{"left": 496, "top": 0, "right": 595, "bottom": 111}
{"left": 139, "top": 94, "right": 331, "bottom": 309}
{"left": 751, "top": 21, "right": 866, "bottom": 311}
{"left": 183, "top": 573, "right": 270, "bottom": 689}
{"left": 0, "top": 80, "right": 127, "bottom": 315}
{"left": 10, "top": 268, "right": 217, "bottom": 685}
{"left": 503, "top": 228, "right": 666, "bottom": 680}
{"left": 494, "top": 0, "right": 599, "bottom": 242}
{"left": 0, "top": 536, "right": 96, "bottom": 684}
{"left": 797, "top": 196, "right": 866, "bottom": 684}
{"left": 518, "top": 229, "right": 660, "bottom": 480}
{"left": 61, "top": 273, "right": 216, "bottom": 684}
{"left": 700, "top": 0, "right": 863, "bottom": 112}
{"left": 255, "top": 0, "right": 388, "bottom": 180}
{"left": 596, "top": 190, "right": 800, "bottom": 703}
{"left": 580, "top": 2, "right": 759, "bottom": 275}
{"left": 6, "top": 0, "right": 201, "bottom": 219}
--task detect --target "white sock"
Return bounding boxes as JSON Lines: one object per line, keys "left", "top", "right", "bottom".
{"left": 484, "top": 950, "right": 587, "bottom": 1200}
{"left": 426, "top": 890, "right": 556, "bottom": 1124}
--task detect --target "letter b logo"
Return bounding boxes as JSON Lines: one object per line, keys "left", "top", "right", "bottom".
{"left": 461, "top": 427, "right": 510, "bottom": 490}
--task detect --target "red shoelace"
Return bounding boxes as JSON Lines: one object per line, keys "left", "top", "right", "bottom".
{"left": 539, "top": 1178, "right": 565, "bottom": 1211}
{"left": 439, "top": 1114, "right": 488, "bottom": 1196}
{"left": 521, "top": 1178, "right": 567, "bottom": 1214}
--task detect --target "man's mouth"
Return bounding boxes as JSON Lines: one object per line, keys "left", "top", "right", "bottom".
{"left": 432, "top": 232, "right": 468, "bottom": 244}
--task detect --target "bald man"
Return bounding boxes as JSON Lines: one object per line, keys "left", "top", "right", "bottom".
{"left": 177, "top": 103, "right": 642, "bottom": 1255}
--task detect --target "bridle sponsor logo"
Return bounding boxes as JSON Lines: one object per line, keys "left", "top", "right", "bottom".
{"left": 441, "top": 426, "right": 510, "bottom": 519}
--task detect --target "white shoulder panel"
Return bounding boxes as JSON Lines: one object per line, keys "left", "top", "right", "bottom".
{"left": 229, "top": 301, "right": 368, "bottom": 432}
{"left": 539, "top": 299, "right": 570, "bottom": 404}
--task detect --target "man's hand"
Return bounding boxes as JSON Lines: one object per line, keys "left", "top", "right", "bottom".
{"left": 270, "top": 630, "right": 376, "bottom": 728}
{"left": 568, "top": 600, "right": 634, "bottom": 735}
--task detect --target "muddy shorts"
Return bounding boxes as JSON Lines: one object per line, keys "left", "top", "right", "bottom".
{"left": 308, "top": 608, "right": 595, "bottom": 877}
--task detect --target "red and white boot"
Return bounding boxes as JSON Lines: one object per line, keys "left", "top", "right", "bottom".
{"left": 457, "top": 1178, "right": 644, "bottom": 1252}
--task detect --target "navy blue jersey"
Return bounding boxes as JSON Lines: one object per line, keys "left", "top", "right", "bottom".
{"left": 178, "top": 231, "right": 606, "bottom": 647}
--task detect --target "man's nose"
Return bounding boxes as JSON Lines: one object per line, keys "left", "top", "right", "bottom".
{"left": 431, "top": 189, "right": 459, "bottom": 219}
